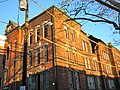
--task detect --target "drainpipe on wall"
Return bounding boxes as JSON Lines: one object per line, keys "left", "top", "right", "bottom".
{"left": 51, "top": 13, "right": 58, "bottom": 90}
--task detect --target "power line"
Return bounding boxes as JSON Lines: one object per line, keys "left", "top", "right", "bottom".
{"left": 0, "top": 0, "right": 8, "bottom": 3}
{"left": 0, "top": 20, "right": 8, "bottom": 24}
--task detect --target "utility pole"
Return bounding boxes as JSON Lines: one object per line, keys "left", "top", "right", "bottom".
{"left": 19, "top": 0, "right": 28, "bottom": 90}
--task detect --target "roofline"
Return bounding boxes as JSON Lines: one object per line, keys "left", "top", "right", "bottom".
{"left": 21, "top": 5, "right": 82, "bottom": 27}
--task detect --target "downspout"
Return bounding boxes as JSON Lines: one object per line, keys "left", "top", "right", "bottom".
{"left": 51, "top": 8, "right": 58, "bottom": 90}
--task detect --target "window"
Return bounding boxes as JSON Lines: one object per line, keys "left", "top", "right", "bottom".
{"left": 94, "top": 61, "right": 99, "bottom": 71}
{"left": 72, "top": 47, "right": 77, "bottom": 63}
{"left": 75, "top": 71, "right": 80, "bottom": 89}
{"left": 29, "top": 51, "right": 32, "bottom": 66}
{"left": 84, "top": 57, "right": 88, "bottom": 69}
{"left": 14, "top": 41, "right": 17, "bottom": 51}
{"left": 67, "top": 47, "right": 70, "bottom": 62}
{"left": 80, "top": 72, "right": 87, "bottom": 89}
{"left": 36, "top": 26, "right": 40, "bottom": 42}
{"left": 30, "top": 33, "right": 33, "bottom": 45}
{"left": 106, "top": 66, "right": 112, "bottom": 74}
{"left": 43, "top": 70, "right": 49, "bottom": 90}
{"left": 88, "top": 59, "right": 91, "bottom": 69}
{"left": 82, "top": 40, "right": 89, "bottom": 52}
{"left": 107, "top": 79, "right": 116, "bottom": 89}
{"left": 14, "top": 60, "right": 16, "bottom": 69}
{"left": 71, "top": 29, "right": 75, "bottom": 42}
{"left": 43, "top": 24, "right": 48, "bottom": 38}
{"left": 64, "top": 26, "right": 68, "bottom": 39}
{"left": 28, "top": 75, "right": 38, "bottom": 90}
{"left": 102, "top": 50, "right": 109, "bottom": 61}
{"left": 36, "top": 48, "right": 40, "bottom": 64}
{"left": 96, "top": 76, "right": 102, "bottom": 90}
{"left": 84, "top": 57, "right": 91, "bottom": 69}
{"left": 87, "top": 76, "right": 95, "bottom": 89}
{"left": 44, "top": 44, "right": 48, "bottom": 62}
{"left": 67, "top": 69, "right": 73, "bottom": 89}
{"left": 6, "top": 46, "right": 10, "bottom": 60}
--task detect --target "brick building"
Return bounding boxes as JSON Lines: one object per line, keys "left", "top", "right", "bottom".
{"left": 2, "top": 6, "right": 120, "bottom": 90}
{"left": 0, "top": 34, "right": 6, "bottom": 90}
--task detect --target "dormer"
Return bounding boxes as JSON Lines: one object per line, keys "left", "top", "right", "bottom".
{"left": 5, "top": 20, "right": 18, "bottom": 34}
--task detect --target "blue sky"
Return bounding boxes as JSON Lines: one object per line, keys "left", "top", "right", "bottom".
{"left": 0, "top": 0, "right": 120, "bottom": 50}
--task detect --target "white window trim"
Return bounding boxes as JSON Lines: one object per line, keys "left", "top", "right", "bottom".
{"left": 28, "top": 29, "right": 33, "bottom": 45}
{"left": 64, "top": 26, "right": 68, "bottom": 39}
{"left": 35, "top": 25, "right": 40, "bottom": 42}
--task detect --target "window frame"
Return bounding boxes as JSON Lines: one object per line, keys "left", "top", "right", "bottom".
{"left": 44, "top": 44, "right": 48, "bottom": 62}
{"left": 35, "top": 26, "right": 40, "bottom": 42}
{"left": 64, "top": 26, "right": 69, "bottom": 39}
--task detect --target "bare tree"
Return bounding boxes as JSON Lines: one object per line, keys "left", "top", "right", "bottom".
{"left": 59, "top": 0, "right": 120, "bottom": 45}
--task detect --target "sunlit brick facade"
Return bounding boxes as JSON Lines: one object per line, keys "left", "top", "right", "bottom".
{"left": 2, "top": 6, "right": 120, "bottom": 90}
{"left": 0, "top": 35, "right": 6, "bottom": 90}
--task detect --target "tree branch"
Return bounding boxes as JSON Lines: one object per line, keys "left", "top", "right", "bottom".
{"left": 96, "top": 0, "right": 120, "bottom": 12}
{"left": 66, "top": 17, "right": 120, "bottom": 30}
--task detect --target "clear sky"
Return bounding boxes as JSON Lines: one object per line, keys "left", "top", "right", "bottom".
{"left": 0, "top": 0, "right": 120, "bottom": 50}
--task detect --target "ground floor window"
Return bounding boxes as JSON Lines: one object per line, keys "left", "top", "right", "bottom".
{"left": 67, "top": 69, "right": 73, "bottom": 89}
{"left": 96, "top": 76, "right": 102, "bottom": 90}
{"left": 87, "top": 76, "right": 95, "bottom": 89}
{"left": 28, "top": 75, "right": 38, "bottom": 90}
{"left": 107, "top": 79, "right": 116, "bottom": 89}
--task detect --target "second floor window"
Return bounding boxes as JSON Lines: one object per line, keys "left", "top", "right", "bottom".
{"left": 36, "top": 26, "right": 40, "bottom": 42}
{"left": 84, "top": 57, "right": 91, "bottom": 69}
{"left": 72, "top": 47, "right": 77, "bottom": 63}
{"left": 102, "top": 50, "right": 109, "bottom": 61}
{"left": 71, "top": 30, "right": 75, "bottom": 42}
{"left": 44, "top": 24, "right": 48, "bottom": 38}
{"left": 94, "top": 61, "right": 99, "bottom": 71}
{"left": 82, "top": 40, "right": 89, "bottom": 52}
{"left": 64, "top": 26, "right": 68, "bottom": 39}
